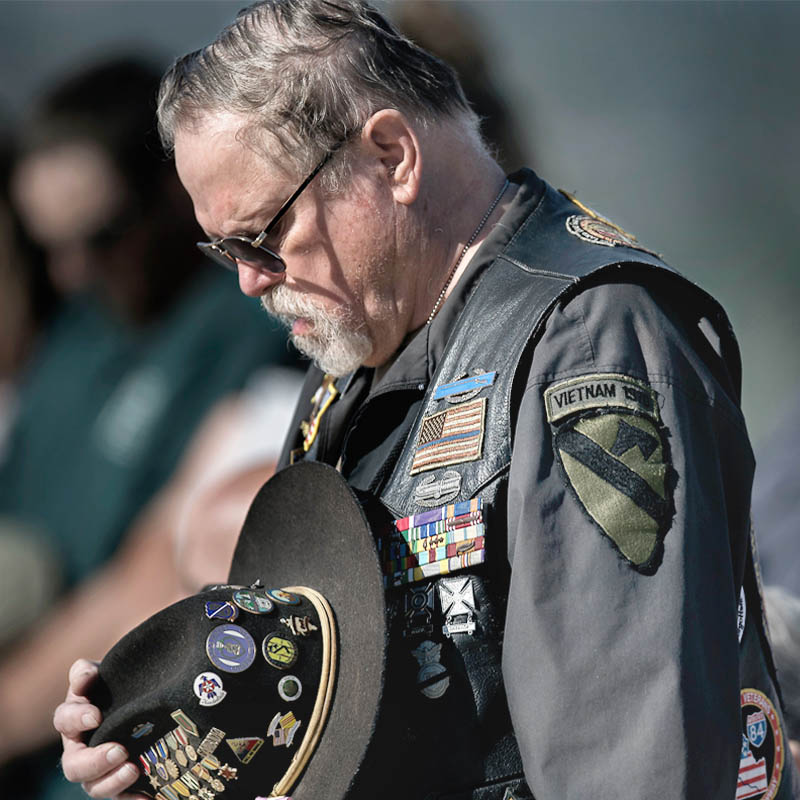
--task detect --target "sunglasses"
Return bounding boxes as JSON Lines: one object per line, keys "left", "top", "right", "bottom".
{"left": 196, "top": 149, "right": 334, "bottom": 275}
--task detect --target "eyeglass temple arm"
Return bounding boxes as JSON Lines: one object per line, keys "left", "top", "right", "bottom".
{"left": 251, "top": 149, "right": 336, "bottom": 248}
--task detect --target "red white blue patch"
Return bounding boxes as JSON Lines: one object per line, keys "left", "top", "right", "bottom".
{"left": 410, "top": 399, "right": 485, "bottom": 475}
{"left": 193, "top": 672, "right": 227, "bottom": 707}
{"left": 738, "top": 688, "right": 784, "bottom": 799}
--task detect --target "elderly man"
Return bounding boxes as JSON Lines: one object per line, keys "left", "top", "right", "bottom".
{"left": 55, "top": 1, "right": 797, "bottom": 798}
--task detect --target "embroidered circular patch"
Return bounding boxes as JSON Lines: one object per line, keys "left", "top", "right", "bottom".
{"left": 566, "top": 214, "right": 640, "bottom": 249}
{"left": 738, "top": 688, "right": 784, "bottom": 800}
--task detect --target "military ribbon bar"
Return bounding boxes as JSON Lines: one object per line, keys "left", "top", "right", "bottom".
{"left": 381, "top": 498, "right": 485, "bottom": 586}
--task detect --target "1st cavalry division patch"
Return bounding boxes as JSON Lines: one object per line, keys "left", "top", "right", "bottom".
{"left": 544, "top": 373, "right": 673, "bottom": 572}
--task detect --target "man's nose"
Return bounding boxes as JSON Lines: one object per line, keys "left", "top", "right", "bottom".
{"left": 237, "top": 262, "right": 285, "bottom": 297}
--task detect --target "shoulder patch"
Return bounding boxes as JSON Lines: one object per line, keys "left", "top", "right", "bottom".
{"left": 548, "top": 380, "right": 675, "bottom": 573}
{"left": 559, "top": 189, "right": 659, "bottom": 256}
{"left": 544, "top": 373, "right": 660, "bottom": 424}
{"left": 739, "top": 688, "right": 784, "bottom": 799}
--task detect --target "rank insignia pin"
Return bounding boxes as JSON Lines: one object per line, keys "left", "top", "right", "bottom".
{"left": 437, "top": 576, "right": 477, "bottom": 637}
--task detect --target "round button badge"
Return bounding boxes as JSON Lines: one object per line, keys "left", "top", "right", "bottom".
{"left": 278, "top": 675, "right": 303, "bottom": 702}
{"left": 232, "top": 589, "right": 274, "bottom": 614}
{"left": 206, "top": 624, "right": 257, "bottom": 673}
{"left": 262, "top": 632, "right": 299, "bottom": 670}
{"left": 266, "top": 588, "right": 301, "bottom": 606}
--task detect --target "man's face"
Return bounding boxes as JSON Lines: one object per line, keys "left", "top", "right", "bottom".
{"left": 174, "top": 117, "right": 410, "bottom": 376}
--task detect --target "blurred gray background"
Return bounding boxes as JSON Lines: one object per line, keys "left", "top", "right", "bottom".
{"left": 1, "top": 0, "right": 798, "bottom": 447}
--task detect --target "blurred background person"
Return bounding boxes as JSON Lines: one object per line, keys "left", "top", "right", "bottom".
{"left": 0, "top": 57, "right": 301, "bottom": 799}
{"left": 393, "top": 0, "right": 530, "bottom": 173}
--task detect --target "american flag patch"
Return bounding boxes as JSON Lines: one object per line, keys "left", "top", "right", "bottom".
{"left": 410, "top": 398, "right": 486, "bottom": 475}
{"left": 737, "top": 736, "right": 768, "bottom": 799}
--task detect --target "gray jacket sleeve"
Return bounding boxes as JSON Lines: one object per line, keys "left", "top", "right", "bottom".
{"left": 503, "top": 280, "right": 754, "bottom": 798}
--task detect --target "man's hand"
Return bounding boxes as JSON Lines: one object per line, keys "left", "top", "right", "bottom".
{"left": 54, "top": 659, "right": 143, "bottom": 799}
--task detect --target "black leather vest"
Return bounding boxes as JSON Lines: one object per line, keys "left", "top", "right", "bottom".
{"left": 342, "top": 184, "right": 745, "bottom": 799}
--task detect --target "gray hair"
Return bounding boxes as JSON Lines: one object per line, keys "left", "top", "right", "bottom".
{"left": 763, "top": 585, "right": 800, "bottom": 739}
{"left": 157, "top": 0, "right": 480, "bottom": 188}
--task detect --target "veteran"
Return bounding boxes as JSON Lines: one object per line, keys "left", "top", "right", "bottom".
{"left": 54, "top": 1, "right": 798, "bottom": 798}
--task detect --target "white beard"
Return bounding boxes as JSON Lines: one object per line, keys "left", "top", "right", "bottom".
{"left": 261, "top": 283, "right": 373, "bottom": 376}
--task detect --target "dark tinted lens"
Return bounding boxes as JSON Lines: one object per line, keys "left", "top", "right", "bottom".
{"left": 197, "top": 242, "right": 238, "bottom": 273}
{"left": 222, "top": 238, "right": 285, "bottom": 274}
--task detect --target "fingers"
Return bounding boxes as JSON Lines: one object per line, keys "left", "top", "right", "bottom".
{"left": 61, "top": 741, "right": 129, "bottom": 782}
{"left": 53, "top": 696, "right": 102, "bottom": 740}
{"left": 79, "top": 758, "right": 140, "bottom": 799}
{"left": 67, "top": 658, "right": 100, "bottom": 701}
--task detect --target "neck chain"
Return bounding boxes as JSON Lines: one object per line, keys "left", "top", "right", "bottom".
{"left": 426, "top": 178, "right": 510, "bottom": 326}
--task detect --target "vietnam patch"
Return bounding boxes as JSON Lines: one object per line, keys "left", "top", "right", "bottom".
{"left": 546, "top": 374, "right": 674, "bottom": 573}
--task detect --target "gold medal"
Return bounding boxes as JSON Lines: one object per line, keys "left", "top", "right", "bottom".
{"left": 176, "top": 749, "right": 188, "bottom": 767}
{"left": 185, "top": 744, "right": 198, "bottom": 761}
{"left": 165, "top": 758, "right": 180, "bottom": 779}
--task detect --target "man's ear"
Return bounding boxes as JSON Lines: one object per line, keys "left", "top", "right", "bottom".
{"left": 360, "top": 109, "right": 421, "bottom": 206}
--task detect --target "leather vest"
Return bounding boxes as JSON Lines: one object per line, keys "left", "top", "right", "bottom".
{"left": 343, "top": 183, "right": 747, "bottom": 799}
{"left": 297, "top": 183, "right": 787, "bottom": 798}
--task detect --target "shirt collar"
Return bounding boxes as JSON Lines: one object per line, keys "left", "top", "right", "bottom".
{"left": 368, "top": 168, "right": 546, "bottom": 394}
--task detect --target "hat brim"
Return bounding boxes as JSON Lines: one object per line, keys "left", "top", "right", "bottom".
{"left": 228, "top": 461, "right": 386, "bottom": 800}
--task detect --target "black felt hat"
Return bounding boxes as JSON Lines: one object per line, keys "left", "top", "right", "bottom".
{"left": 89, "top": 462, "right": 387, "bottom": 800}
